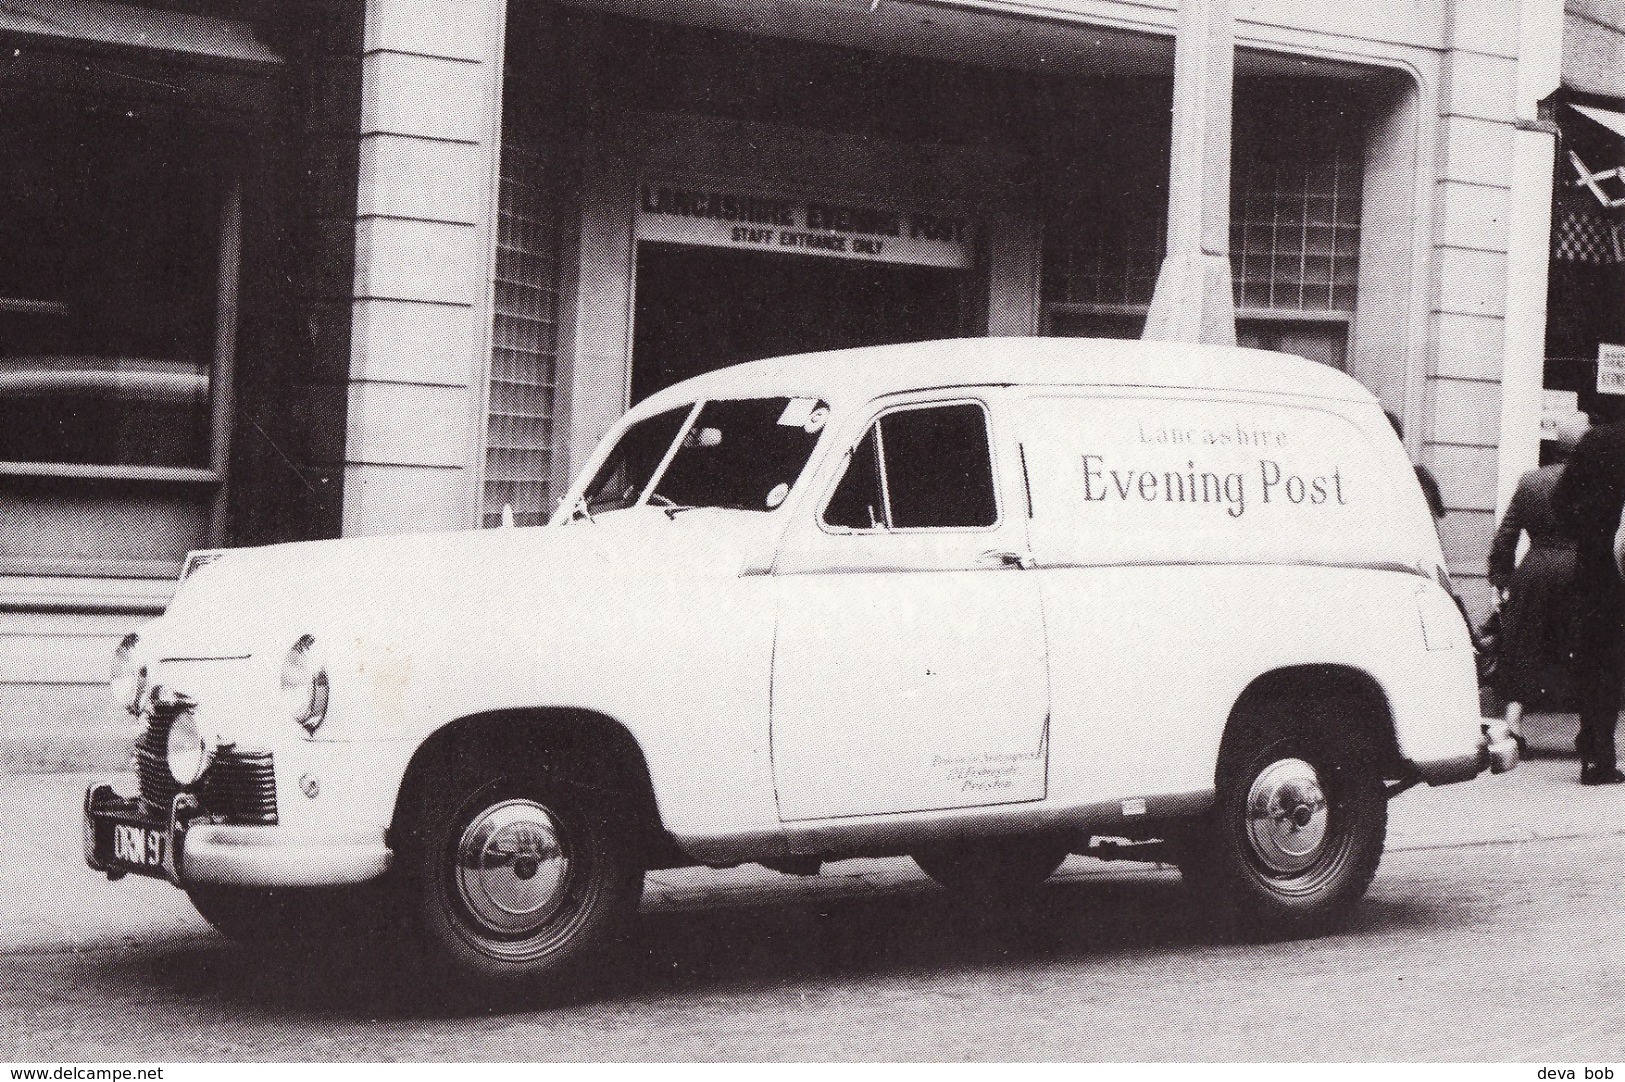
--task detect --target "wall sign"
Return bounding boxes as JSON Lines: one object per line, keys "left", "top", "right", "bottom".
{"left": 1599, "top": 343, "right": 1625, "bottom": 396}
{"left": 636, "top": 182, "right": 975, "bottom": 269}
{"left": 1542, "top": 390, "right": 1583, "bottom": 439}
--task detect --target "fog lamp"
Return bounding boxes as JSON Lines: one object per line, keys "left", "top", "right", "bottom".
{"left": 280, "top": 634, "right": 330, "bottom": 735}
{"left": 110, "top": 633, "right": 146, "bottom": 715}
{"left": 166, "top": 710, "right": 215, "bottom": 786}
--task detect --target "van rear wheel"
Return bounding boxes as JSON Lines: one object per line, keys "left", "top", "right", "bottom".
{"left": 1178, "top": 723, "right": 1386, "bottom": 937}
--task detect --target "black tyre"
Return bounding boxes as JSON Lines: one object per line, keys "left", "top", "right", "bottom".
{"left": 410, "top": 772, "right": 643, "bottom": 999}
{"left": 1178, "top": 720, "right": 1386, "bottom": 938}
{"left": 912, "top": 837, "right": 1070, "bottom": 899}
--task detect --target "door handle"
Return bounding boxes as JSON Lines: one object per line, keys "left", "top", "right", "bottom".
{"left": 980, "top": 549, "right": 1035, "bottom": 570}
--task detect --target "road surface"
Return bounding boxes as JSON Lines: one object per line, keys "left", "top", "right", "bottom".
{"left": 2, "top": 760, "right": 1621, "bottom": 1061}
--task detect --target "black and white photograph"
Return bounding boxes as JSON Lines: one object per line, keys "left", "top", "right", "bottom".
{"left": 2, "top": 0, "right": 1624, "bottom": 1067}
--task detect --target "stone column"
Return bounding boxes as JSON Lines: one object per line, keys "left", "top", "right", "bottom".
{"left": 1143, "top": 0, "right": 1237, "bottom": 346}
{"left": 1427, "top": 0, "right": 1552, "bottom": 616}
{"left": 1496, "top": 0, "right": 1563, "bottom": 515}
{"left": 342, "top": 0, "right": 507, "bottom": 536}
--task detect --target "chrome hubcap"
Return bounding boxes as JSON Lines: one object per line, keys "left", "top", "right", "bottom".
{"left": 455, "top": 799, "right": 570, "bottom": 936}
{"left": 1244, "top": 758, "right": 1330, "bottom": 874}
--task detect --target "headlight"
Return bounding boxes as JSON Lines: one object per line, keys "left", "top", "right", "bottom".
{"left": 280, "top": 634, "right": 330, "bottom": 734}
{"left": 110, "top": 633, "right": 146, "bottom": 715}
{"left": 166, "top": 710, "right": 214, "bottom": 785}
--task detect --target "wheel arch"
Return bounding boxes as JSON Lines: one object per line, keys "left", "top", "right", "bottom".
{"left": 1219, "top": 664, "right": 1408, "bottom": 782}
{"left": 387, "top": 708, "right": 688, "bottom": 869}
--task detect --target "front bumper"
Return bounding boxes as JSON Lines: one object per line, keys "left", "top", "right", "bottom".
{"left": 84, "top": 783, "right": 392, "bottom": 889}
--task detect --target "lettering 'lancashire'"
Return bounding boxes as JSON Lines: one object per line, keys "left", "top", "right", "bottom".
{"left": 640, "top": 186, "right": 797, "bottom": 226}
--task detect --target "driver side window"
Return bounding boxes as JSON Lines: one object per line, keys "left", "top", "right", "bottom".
{"left": 822, "top": 402, "right": 998, "bottom": 531}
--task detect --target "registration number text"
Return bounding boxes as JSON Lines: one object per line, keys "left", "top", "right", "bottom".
{"left": 113, "top": 823, "right": 164, "bottom": 867}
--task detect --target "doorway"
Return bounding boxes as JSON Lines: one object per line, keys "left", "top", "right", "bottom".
{"left": 631, "top": 242, "right": 968, "bottom": 402}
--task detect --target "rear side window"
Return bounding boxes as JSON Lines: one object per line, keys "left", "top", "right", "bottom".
{"left": 823, "top": 402, "right": 998, "bottom": 531}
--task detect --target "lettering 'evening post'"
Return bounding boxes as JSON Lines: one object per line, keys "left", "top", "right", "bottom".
{"left": 1019, "top": 396, "right": 1399, "bottom": 570}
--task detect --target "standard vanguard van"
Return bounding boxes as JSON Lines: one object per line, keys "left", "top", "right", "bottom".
{"left": 85, "top": 338, "right": 1516, "bottom": 998}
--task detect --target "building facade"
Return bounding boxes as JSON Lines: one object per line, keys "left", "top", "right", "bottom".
{"left": 0, "top": 0, "right": 1565, "bottom": 759}
{"left": 1545, "top": 3, "right": 1625, "bottom": 434}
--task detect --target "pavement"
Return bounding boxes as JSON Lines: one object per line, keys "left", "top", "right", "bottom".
{"left": 2, "top": 756, "right": 1618, "bottom": 960}
{"left": 0, "top": 722, "right": 136, "bottom": 775}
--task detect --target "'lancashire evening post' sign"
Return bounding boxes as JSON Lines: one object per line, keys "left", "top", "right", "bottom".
{"left": 636, "top": 182, "right": 976, "bottom": 269}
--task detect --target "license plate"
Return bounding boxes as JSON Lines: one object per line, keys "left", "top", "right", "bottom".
{"left": 108, "top": 821, "right": 166, "bottom": 870}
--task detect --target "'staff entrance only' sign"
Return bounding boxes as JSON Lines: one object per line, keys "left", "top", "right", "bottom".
{"left": 636, "top": 182, "right": 975, "bottom": 269}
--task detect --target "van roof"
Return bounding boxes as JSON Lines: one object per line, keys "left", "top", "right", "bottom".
{"left": 635, "top": 337, "right": 1378, "bottom": 415}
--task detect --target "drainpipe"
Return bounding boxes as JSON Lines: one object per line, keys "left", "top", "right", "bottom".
{"left": 1497, "top": 0, "right": 1564, "bottom": 515}
{"left": 1143, "top": 0, "right": 1238, "bottom": 346}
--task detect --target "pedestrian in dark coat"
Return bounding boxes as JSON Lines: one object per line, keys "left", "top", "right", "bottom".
{"left": 1551, "top": 415, "right": 1625, "bottom": 784}
{"left": 1385, "top": 411, "right": 1446, "bottom": 523}
{"left": 1487, "top": 416, "right": 1588, "bottom": 735}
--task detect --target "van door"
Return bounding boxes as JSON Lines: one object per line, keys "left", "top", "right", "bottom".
{"left": 769, "top": 392, "right": 1049, "bottom": 821}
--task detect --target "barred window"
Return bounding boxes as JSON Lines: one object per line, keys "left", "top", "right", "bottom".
{"left": 1043, "top": 81, "right": 1365, "bottom": 318}
{"left": 483, "top": 143, "right": 562, "bottom": 529}
{"left": 1230, "top": 91, "right": 1363, "bottom": 313}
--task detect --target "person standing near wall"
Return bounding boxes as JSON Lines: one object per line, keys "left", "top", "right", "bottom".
{"left": 1386, "top": 412, "right": 1446, "bottom": 522}
{"left": 1551, "top": 411, "right": 1625, "bottom": 785}
{"left": 1487, "top": 415, "right": 1589, "bottom": 745}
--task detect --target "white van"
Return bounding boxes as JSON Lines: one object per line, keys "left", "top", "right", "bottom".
{"left": 86, "top": 338, "right": 1516, "bottom": 997}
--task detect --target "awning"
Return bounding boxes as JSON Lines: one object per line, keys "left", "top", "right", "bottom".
{"left": 1572, "top": 102, "right": 1625, "bottom": 140}
{"left": 1555, "top": 104, "right": 1625, "bottom": 262}
{"left": 1564, "top": 103, "right": 1625, "bottom": 210}
{"left": 0, "top": 0, "right": 281, "bottom": 65}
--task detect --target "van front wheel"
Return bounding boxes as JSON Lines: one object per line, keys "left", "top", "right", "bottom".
{"left": 1178, "top": 726, "right": 1386, "bottom": 937}
{"left": 411, "top": 773, "right": 644, "bottom": 1000}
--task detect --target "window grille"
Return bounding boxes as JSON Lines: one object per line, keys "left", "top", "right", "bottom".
{"left": 482, "top": 143, "right": 562, "bottom": 529}
{"left": 1230, "top": 118, "right": 1362, "bottom": 312}
{"left": 1043, "top": 87, "right": 1364, "bottom": 316}
{"left": 1042, "top": 205, "right": 1166, "bottom": 310}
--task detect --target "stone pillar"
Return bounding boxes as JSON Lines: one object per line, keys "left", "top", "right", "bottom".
{"left": 1143, "top": 0, "right": 1237, "bottom": 346}
{"left": 1496, "top": 0, "right": 1563, "bottom": 515}
{"left": 1427, "top": 0, "right": 1550, "bottom": 617}
{"left": 342, "top": 0, "right": 507, "bottom": 536}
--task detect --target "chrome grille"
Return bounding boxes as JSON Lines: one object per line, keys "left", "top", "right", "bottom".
{"left": 135, "top": 713, "right": 181, "bottom": 814}
{"left": 210, "top": 751, "right": 278, "bottom": 824}
{"left": 134, "top": 714, "right": 278, "bottom": 824}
